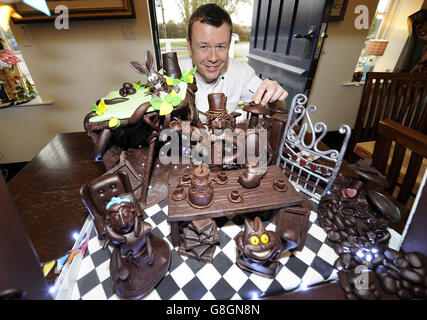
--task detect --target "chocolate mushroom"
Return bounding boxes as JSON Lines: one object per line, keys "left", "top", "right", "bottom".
{"left": 347, "top": 159, "right": 389, "bottom": 189}
{"left": 367, "top": 190, "right": 401, "bottom": 222}
{"left": 243, "top": 102, "right": 269, "bottom": 128}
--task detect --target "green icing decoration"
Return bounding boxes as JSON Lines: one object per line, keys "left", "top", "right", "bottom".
{"left": 164, "top": 93, "right": 182, "bottom": 107}
{"left": 89, "top": 81, "right": 188, "bottom": 123}
{"left": 150, "top": 98, "right": 163, "bottom": 111}
{"left": 133, "top": 80, "right": 144, "bottom": 91}
{"left": 181, "top": 67, "right": 197, "bottom": 84}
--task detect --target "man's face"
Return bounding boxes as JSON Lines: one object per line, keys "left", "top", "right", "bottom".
{"left": 187, "top": 21, "right": 231, "bottom": 84}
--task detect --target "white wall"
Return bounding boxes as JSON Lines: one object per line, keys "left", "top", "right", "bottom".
{"left": 308, "top": 0, "right": 379, "bottom": 131}
{"left": 374, "top": 0, "right": 424, "bottom": 72}
{"left": 0, "top": 0, "right": 154, "bottom": 163}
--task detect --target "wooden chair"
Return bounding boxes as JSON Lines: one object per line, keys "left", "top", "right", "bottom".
{"left": 347, "top": 72, "right": 427, "bottom": 162}
{"left": 370, "top": 119, "right": 427, "bottom": 232}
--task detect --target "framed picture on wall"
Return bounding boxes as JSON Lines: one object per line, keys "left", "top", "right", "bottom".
{"left": 12, "top": 0, "right": 135, "bottom": 23}
{"left": 328, "top": 0, "right": 349, "bottom": 21}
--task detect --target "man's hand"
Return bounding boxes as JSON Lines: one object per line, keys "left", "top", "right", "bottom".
{"left": 252, "top": 79, "right": 288, "bottom": 105}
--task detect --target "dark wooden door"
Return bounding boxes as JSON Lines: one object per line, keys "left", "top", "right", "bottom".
{"left": 249, "top": 0, "right": 332, "bottom": 105}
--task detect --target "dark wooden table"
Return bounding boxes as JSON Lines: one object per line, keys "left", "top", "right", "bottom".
{"left": 168, "top": 165, "right": 306, "bottom": 247}
{"left": 7, "top": 133, "right": 106, "bottom": 274}
{"left": 7, "top": 131, "right": 425, "bottom": 299}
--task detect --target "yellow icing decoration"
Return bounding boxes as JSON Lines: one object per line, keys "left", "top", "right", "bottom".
{"left": 250, "top": 236, "right": 259, "bottom": 246}
{"left": 260, "top": 233, "right": 269, "bottom": 244}
{"left": 159, "top": 101, "right": 173, "bottom": 116}
{"left": 188, "top": 75, "right": 194, "bottom": 83}
{"left": 134, "top": 80, "right": 142, "bottom": 90}
{"left": 96, "top": 99, "right": 107, "bottom": 116}
{"left": 109, "top": 117, "right": 120, "bottom": 129}
{"left": 183, "top": 71, "right": 189, "bottom": 76}
{"left": 170, "top": 90, "right": 178, "bottom": 97}
{"left": 166, "top": 78, "right": 174, "bottom": 86}
{"left": 42, "top": 260, "right": 56, "bottom": 277}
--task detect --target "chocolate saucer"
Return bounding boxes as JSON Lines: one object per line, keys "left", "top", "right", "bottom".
{"left": 227, "top": 189, "right": 243, "bottom": 203}
{"left": 213, "top": 172, "right": 228, "bottom": 185}
{"left": 171, "top": 184, "right": 187, "bottom": 201}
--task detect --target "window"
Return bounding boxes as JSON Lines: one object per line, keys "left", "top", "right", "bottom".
{"left": 353, "top": 0, "right": 393, "bottom": 76}
{"left": 151, "top": 0, "right": 253, "bottom": 64}
{"left": 0, "top": 27, "right": 38, "bottom": 107}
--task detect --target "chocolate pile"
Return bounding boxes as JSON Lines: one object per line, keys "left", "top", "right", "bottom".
{"left": 319, "top": 173, "right": 427, "bottom": 300}
{"left": 178, "top": 218, "right": 220, "bottom": 263}
{"left": 375, "top": 248, "right": 427, "bottom": 299}
{"left": 318, "top": 174, "right": 390, "bottom": 247}
{"left": 338, "top": 248, "right": 427, "bottom": 300}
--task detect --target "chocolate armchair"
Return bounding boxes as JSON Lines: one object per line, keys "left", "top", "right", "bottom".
{"left": 80, "top": 171, "right": 142, "bottom": 240}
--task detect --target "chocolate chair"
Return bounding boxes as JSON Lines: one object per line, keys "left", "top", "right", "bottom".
{"left": 275, "top": 197, "right": 312, "bottom": 251}
{"left": 276, "top": 93, "right": 351, "bottom": 200}
{"left": 80, "top": 171, "right": 142, "bottom": 240}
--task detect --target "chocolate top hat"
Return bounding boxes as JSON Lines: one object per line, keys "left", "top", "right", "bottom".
{"left": 162, "top": 52, "right": 182, "bottom": 79}
{"left": 207, "top": 93, "right": 228, "bottom": 114}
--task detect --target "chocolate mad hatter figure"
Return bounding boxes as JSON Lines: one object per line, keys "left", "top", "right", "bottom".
{"left": 104, "top": 194, "right": 171, "bottom": 299}
{"left": 235, "top": 216, "right": 283, "bottom": 278}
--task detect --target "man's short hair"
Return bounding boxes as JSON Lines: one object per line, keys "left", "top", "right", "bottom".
{"left": 188, "top": 3, "right": 233, "bottom": 42}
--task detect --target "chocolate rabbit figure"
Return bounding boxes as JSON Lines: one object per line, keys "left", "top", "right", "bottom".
{"left": 130, "top": 50, "right": 170, "bottom": 98}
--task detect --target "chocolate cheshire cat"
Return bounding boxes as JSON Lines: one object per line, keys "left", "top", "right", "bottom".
{"left": 235, "top": 216, "right": 283, "bottom": 278}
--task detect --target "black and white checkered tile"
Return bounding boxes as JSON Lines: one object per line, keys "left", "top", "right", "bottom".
{"left": 70, "top": 198, "right": 338, "bottom": 300}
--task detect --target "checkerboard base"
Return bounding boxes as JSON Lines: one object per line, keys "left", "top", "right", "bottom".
{"left": 70, "top": 198, "right": 338, "bottom": 300}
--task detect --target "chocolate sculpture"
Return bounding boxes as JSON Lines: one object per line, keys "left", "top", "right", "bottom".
{"left": 205, "top": 93, "right": 235, "bottom": 130}
{"left": 238, "top": 162, "right": 266, "bottom": 189}
{"left": 178, "top": 218, "right": 220, "bottom": 262}
{"left": 187, "top": 163, "right": 214, "bottom": 209}
{"left": 84, "top": 50, "right": 201, "bottom": 209}
{"left": 236, "top": 216, "right": 283, "bottom": 278}
{"left": 104, "top": 194, "right": 171, "bottom": 299}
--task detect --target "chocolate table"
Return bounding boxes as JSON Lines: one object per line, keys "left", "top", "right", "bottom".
{"left": 167, "top": 165, "right": 306, "bottom": 247}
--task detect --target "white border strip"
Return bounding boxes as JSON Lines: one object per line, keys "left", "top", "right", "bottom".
{"left": 396, "top": 170, "right": 427, "bottom": 250}
{"left": 51, "top": 215, "right": 94, "bottom": 300}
